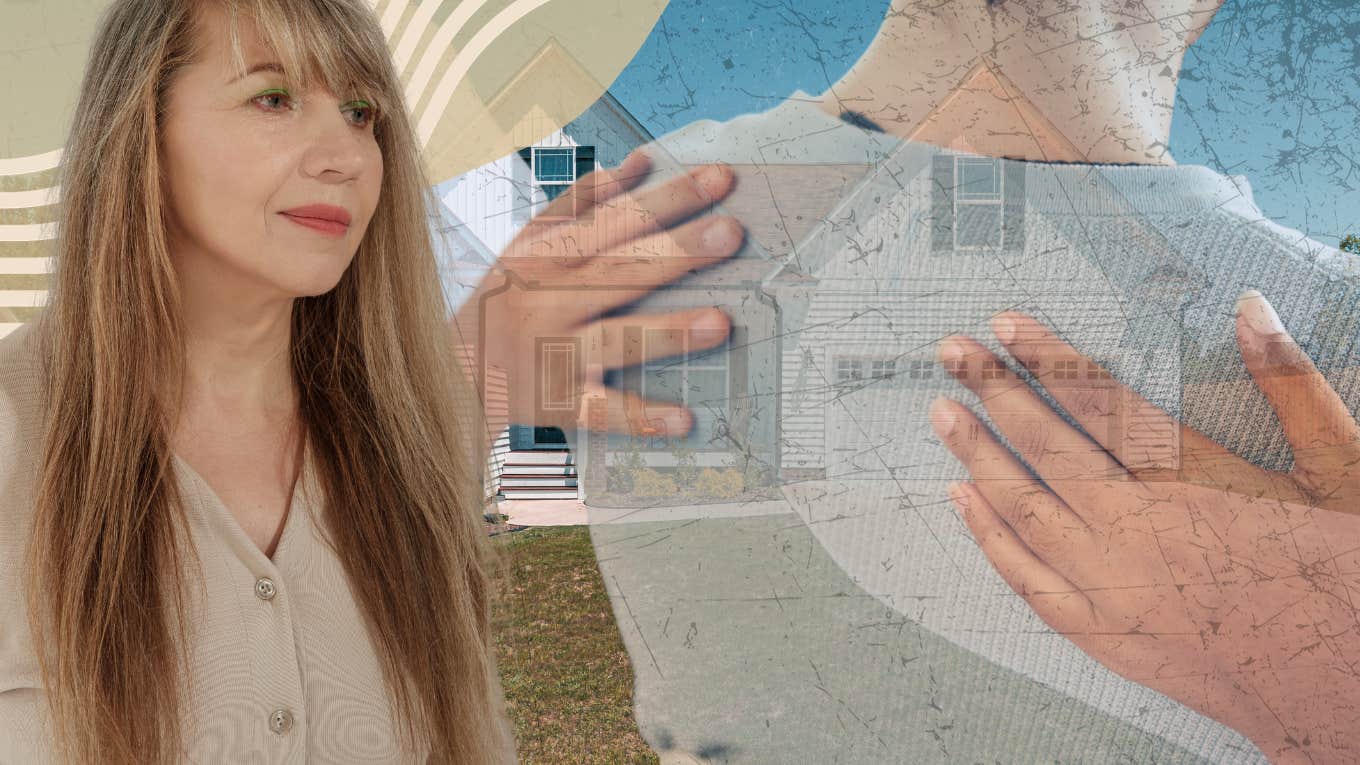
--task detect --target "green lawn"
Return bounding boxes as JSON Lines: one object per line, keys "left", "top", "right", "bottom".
{"left": 491, "top": 526, "right": 660, "bottom": 765}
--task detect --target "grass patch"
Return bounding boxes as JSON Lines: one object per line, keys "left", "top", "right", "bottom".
{"left": 491, "top": 526, "right": 659, "bottom": 765}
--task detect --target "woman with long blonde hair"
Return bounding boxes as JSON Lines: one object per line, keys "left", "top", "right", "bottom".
{"left": 0, "top": 0, "right": 742, "bottom": 762}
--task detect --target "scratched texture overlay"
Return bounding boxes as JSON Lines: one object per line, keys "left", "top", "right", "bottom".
{"left": 5, "top": 0, "right": 1359, "bottom": 763}
{"left": 0, "top": 0, "right": 664, "bottom": 333}
{"left": 554, "top": 2, "right": 1356, "bottom": 763}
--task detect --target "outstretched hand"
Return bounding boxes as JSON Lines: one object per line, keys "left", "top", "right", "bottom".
{"left": 930, "top": 291, "right": 1360, "bottom": 764}
{"left": 451, "top": 149, "right": 743, "bottom": 446}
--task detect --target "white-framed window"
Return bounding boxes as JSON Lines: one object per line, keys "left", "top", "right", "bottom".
{"left": 642, "top": 327, "right": 730, "bottom": 449}
{"left": 531, "top": 147, "right": 576, "bottom": 201}
{"left": 835, "top": 358, "right": 864, "bottom": 383}
{"left": 517, "top": 144, "right": 596, "bottom": 220}
{"left": 908, "top": 359, "right": 933, "bottom": 380}
{"left": 1054, "top": 359, "right": 1080, "bottom": 380}
{"left": 981, "top": 358, "right": 1006, "bottom": 379}
{"left": 1086, "top": 361, "right": 1113, "bottom": 380}
{"left": 953, "top": 156, "right": 1004, "bottom": 250}
{"left": 538, "top": 341, "right": 578, "bottom": 411}
{"left": 833, "top": 355, "right": 908, "bottom": 386}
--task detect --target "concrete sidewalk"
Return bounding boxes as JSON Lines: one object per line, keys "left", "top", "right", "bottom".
{"left": 496, "top": 496, "right": 794, "bottom": 527}
{"left": 494, "top": 498, "right": 588, "bottom": 526}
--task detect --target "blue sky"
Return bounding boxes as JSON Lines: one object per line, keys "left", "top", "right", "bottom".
{"left": 608, "top": 0, "right": 1359, "bottom": 247}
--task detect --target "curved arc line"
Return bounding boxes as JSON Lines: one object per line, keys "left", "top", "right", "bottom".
{"left": 416, "top": 0, "right": 559, "bottom": 146}
{"left": 0, "top": 223, "right": 57, "bottom": 242}
{"left": 0, "top": 187, "right": 61, "bottom": 210}
{"left": 0, "top": 149, "right": 63, "bottom": 176}
{"left": 380, "top": 0, "right": 414, "bottom": 38}
{"left": 392, "top": 0, "right": 445, "bottom": 73}
{"left": 403, "top": 0, "right": 496, "bottom": 111}
{"left": 0, "top": 258, "right": 55, "bottom": 275}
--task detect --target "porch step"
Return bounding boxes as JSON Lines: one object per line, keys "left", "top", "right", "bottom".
{"left": 499, "top": 488, "right": 580, "bottom": 500}
{"left": 503, "top": 450, "right": 574, "bottom": 465}
{"left": 497, "top": 449, "right": 578, "bottom": 500}
{"left": 499, "top": 464, "right": 577, "bottom": 476}
{"left": 501, "top": 476, "right": 579, "bottom": 488}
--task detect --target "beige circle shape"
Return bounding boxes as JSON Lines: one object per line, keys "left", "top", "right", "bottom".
{"left": 0, "top": 0, "right": 667, "bottom": 181}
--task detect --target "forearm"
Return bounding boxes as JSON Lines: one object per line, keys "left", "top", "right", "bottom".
{"left": 1237, "top": 676, "right": 1360, "bottom": 765}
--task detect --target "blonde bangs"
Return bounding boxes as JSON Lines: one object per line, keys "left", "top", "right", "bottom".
{"left": 212, "top": 0, "right": 397, "bottom": 125}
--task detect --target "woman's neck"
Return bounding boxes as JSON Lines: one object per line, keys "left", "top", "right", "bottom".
{"left": 816, "top": 56, "right": 1176, "bottom": 166}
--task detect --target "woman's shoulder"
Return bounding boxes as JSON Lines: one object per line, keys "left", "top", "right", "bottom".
{"left": 0, "top": 323, "right": 46, "bottom": 696}
{"left": 0, "top": 321, "right": 47, "bottom": 531}
{"left": 0, "top": 320, "right": 45, "bottom": 405}
{"left": 0, "top": 320, "right": 45, "bottom": 438}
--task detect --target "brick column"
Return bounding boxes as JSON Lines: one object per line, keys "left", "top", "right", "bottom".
{"left": 581, "top": 393, "right": 609, "bottom": 500}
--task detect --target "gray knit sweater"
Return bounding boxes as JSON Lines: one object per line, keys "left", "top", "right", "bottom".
{"left": 585, "top": 91, "right": 1360, "bottom": 764}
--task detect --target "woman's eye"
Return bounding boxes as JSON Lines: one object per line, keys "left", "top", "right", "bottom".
{"left": 252, "top": 90, "right": 293, "bottom": 111}
{"left": 344, "top": 101, "right": 378, "bottom": 129}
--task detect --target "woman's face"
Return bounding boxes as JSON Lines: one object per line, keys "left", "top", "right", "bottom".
{"left": 159, "top": 4, "right": 383, "bottom": 301}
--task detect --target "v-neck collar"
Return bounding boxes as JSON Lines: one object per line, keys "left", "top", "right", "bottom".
{"left": 171, "top": 436, "right": 314, "bottom": 572}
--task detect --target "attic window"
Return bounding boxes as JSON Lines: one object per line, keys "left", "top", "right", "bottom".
{"left": 954, "top": 156, "right": 1004, "bottom": 250}
{"left": 531, "top": 147, "right": 575, "bottom": 200}
{"left": 518, "top": 144, "right": 597, "bottom": 220}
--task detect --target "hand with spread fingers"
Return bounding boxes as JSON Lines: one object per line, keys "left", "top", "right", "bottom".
{"left": 451, "top": 148, "right": 743, "bottom": 445}
{"left": 929, "top": 291, "right": 1360, "bottom": 765}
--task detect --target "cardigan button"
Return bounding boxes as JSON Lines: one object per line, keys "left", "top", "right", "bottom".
{"left": 268, "top": 708, "right": 294, "bottom": 735}
{"left": 255, "top": 577, "right": 276, "bottom": 601}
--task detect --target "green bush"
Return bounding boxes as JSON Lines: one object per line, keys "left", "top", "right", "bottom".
{"left": 605, "top": 466, "right": 633, "bottom": 494}
{"left": 672, "top": 446, "right": 699, "bottom": 488}
{"left": 631, "top": 468, "right": 678, "bottom": 497}
{"left": 695, "top": 467, "right": 744, "bottom": 499}
{"left": 607, "top": 441, "right": 647, "bottom": 494}
{"left": 740, "top": 460, "right": 773, "bottom": 492}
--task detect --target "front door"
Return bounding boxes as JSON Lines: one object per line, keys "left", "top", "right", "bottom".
{"left": 534, "top": 337, "right": 581, "bottom": 447}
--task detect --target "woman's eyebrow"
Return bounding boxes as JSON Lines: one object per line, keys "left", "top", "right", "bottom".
{"left": 228, "top": 62, "right": 285, "bottom": 84}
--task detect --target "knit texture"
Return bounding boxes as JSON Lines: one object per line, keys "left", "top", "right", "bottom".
{"left": 0, "top": 321, "right": 448, "bottom": 764}
{"left": 588, "top": 91, "right": 1360, "bottom": 763}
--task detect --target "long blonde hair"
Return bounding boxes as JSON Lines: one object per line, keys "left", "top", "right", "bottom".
{"left": 25, "top": 0, "right": 509, "bottom": 762}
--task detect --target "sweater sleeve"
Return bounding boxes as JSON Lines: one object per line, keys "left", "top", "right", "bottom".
{"left": 0, "top": 322, "right": 53, "bottom": 763}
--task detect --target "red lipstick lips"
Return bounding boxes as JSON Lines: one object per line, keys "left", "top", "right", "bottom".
{"left": 279, "top": 204, "right": 352, "bottom": 237}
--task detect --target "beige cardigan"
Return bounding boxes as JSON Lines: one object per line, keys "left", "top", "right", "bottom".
{"left": 0, "top": 321, "right": 514, "bottom": 764}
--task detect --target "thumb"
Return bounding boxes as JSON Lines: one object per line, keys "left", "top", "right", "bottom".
{"left": 1235, "top": 289, "right": 1360, "bottom": 492}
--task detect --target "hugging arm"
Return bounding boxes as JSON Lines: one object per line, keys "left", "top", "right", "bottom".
{"left": 929, "top": 291, "right": 1360, "bottom": 764}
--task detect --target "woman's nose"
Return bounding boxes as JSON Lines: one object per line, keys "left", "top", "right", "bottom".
{"left": 299, "top": 100, "right": 370, "bottom": 182}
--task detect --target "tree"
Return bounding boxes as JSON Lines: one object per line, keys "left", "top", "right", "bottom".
{"left": 1342, "top": 234, "right": 1360, "bottom": 255}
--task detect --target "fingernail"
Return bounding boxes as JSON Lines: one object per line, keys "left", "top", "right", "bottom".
{"left": 929, "top": 398, "right": 959, "bottom": 437}
{"left": 991, "top": 313, "right": 1020, "bottom": 344}
{"left": 703, "top": 217, "right": 741, "bottom": 252}
{"left": 937, "top": 338, "right": 966, "bottom": 365}
{"left": 1236, "top": 289, "right": 1285, "bottom": 336}
{"left": 696, "top": 308, "right": 730, "bottom": 332}
{"left": 947, "top": 481, "right": 972, "bottom": 511}
{"left": 695, "top": 164, "right": 731, "bottom": 196}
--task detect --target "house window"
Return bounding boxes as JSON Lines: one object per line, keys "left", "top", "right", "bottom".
{"left": 1054, "top": 360, "right": 1080, "bottom": 380}
{"left": 531, "top": 147, "right": 575, "bottom": 201}
{"left": 642, "top": 328, "right": 730, "bottom": 449}
{"left": 908, "top": 359, "right": 933, "bottom": 380}
{"left": 870, "top": 359, "right": 897, "bottom": 380}
{"left": 931, "top": 154, "right": 1023, "bottom": 253}
{"left": 943, "top": 358, "right": 968, "bottom": 377}
{"left": 836, "top": 358, "right": 864, "bottom": 383}
{"left": 1086, "top": 361, "right": 1113, "bottom": 380}
{"left": 954, "top": 157, "right": 1004, "bottom": 250}
{"left": 517, "top": 145, "right": 596, "bottom": 220}
{"left": 981, "top": 358, "right": 1006, "bottom": 379}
